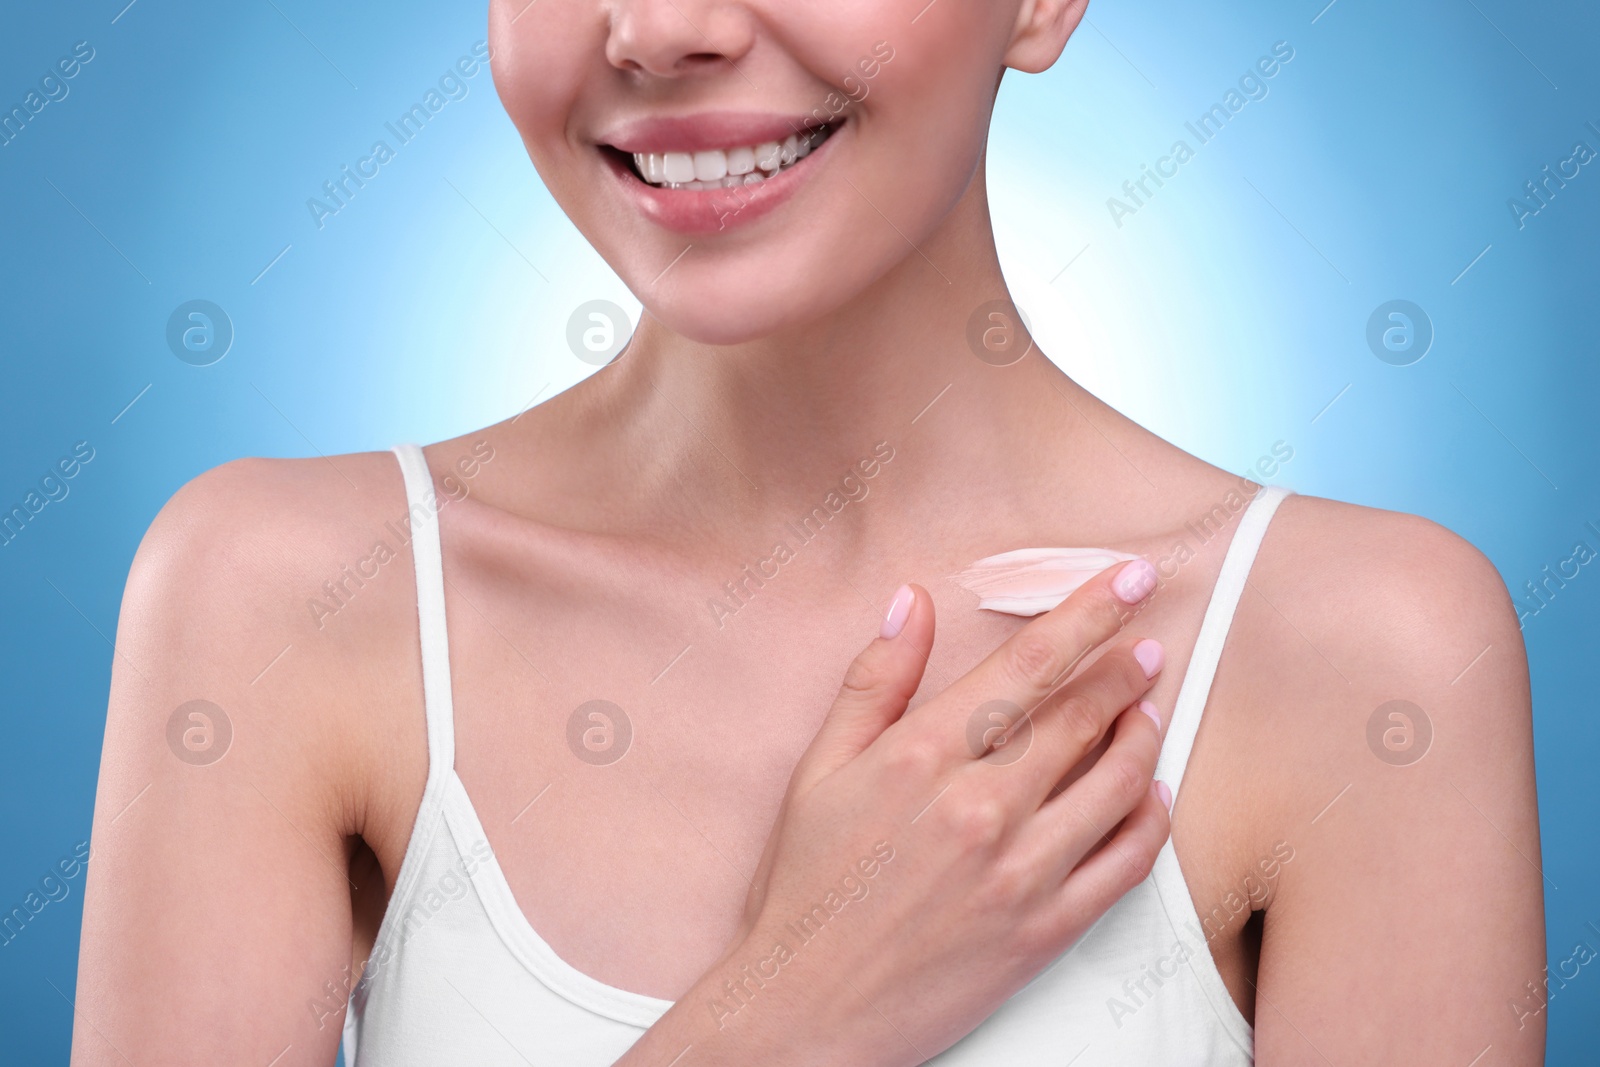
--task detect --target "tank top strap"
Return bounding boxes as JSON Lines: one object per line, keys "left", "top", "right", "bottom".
{"left": 391, "top": 443, "right": 457, "bottom": 780}
{"left": 1155, "top": 483, "right": 1293, "bottom": 799}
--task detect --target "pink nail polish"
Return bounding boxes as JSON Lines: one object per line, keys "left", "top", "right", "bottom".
{"left": 1155, "top": 780, "right": 1173, "bottom": 811}
{"left": 1112, "top": 559, "right": 1158, "bottom": 604}
{"left": 1133, "top": 638, "right": 1164, "bottom": 678}
{"left": 1138, "top": 699, "right": 1161, "bottom": 732}
{"left": 881, "top": 585, "right": 914, "bottom": 639}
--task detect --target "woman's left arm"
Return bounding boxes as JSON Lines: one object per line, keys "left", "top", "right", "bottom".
{"left": 1253, "top": 512, "right": 1544, "bottom": 1065}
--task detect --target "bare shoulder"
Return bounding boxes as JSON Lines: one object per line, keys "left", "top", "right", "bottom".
{"left": 79, "top": 449, "right": 439, "bottom": 1061}
{"left": 1220, "top": 491, "right": 1533, "bottom": 816}
{"left": 134, "top": 450, "right": 406, "bottom": 570}
{"left": 124, "top": 450, "right": 416, "bottom": 678}
{"left": 1200, "top": 491, "right": 1543, "bottom": 1061}
{"left": 109, "top": 449, "right": 426, "bottom": 839}
{"left": 1186, "top": 488, "right": 1533, "bottom": 863}
{"left": 1256, "top": 492, "right": 1524, "bottom": 680}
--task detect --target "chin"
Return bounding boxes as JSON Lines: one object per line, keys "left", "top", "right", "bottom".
{"left": 633, "top": 278, "right": 829, "bottom": 347}
{"left": 607, "top": 230, "right": 876, "bottom": 348}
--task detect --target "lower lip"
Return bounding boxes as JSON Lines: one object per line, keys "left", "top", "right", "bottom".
{"left": 601, "top": 127, "right": 841, "bottom": 237}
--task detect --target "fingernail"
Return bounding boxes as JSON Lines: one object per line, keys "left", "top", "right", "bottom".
{"left": 881, "top": 584, "right": 914, "bottom": 639}
{"left": 1112, "top": 559, "right": 1158, "bottom": 604}
{"left": 1133, "top": 638, "right": 1164, "bottom": 678}
{"left": 1155, "top": 780, "right": 1173, "bottom": 811}
{"left": 1138, "top": 699, "right": 1161, "bottom": 732}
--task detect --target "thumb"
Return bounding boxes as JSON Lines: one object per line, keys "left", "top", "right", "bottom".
{"left": 794, "top": 583, "right": 934, "bottom": 790}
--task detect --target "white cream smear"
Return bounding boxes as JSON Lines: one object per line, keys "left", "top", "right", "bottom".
{"left": 949, "top": 547, "right": 1142, "bottom": 617}
{"left": 631, "top": 125, "right": 835, "bottom": 190}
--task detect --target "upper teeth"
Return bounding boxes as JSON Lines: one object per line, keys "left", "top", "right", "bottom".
{"left": 631, "top": 127, "right": 831, "bottom": 190}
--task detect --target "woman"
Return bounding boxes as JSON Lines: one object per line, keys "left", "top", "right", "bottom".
{"left": 72, "top": 0, "right": 1543, "bottom": 1063}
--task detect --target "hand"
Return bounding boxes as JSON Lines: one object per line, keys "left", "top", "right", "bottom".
{"left": 623, "top": 558, "right": 1170, "bottom": 1067}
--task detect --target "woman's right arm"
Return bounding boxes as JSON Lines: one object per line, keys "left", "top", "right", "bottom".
{"left": 71, "top": 461, "right": 386, "bottom": 1066}
{"left": 618, "top": 560, "right": 1170, "bottom": 1067}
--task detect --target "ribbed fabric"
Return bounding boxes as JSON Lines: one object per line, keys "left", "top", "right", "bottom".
{"left": 344, "top": 446, "right": 1291, "bottom": 1065}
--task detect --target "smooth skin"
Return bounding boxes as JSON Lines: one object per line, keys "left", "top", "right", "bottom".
{"left": 71, "top": 0, "right": 1544, "bottom": 1064}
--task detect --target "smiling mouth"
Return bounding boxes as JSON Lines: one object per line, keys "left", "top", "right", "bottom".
{"left": 608, "top": 122, "right": 839, "bottom": 190}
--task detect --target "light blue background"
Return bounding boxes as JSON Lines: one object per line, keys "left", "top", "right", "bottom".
{"left": 1, "top": 0, "right": 1595, "bottom": 1062}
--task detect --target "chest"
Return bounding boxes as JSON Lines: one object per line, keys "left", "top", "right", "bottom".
{"left": 365, "top": 526, "right": 1268, "bottom": 1005}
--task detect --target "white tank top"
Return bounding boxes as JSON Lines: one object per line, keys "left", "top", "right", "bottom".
{"left": 343, "top": 443, "right": 1292, "bottom": 1066}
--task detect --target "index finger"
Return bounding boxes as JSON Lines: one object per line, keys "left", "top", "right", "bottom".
{"left": 936, "top": 557, "right": 1159, "bottom": 754}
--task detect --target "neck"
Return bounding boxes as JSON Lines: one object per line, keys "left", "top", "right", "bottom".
{"left": 564, "top": 167, "right": 1157, "bottom": 557}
